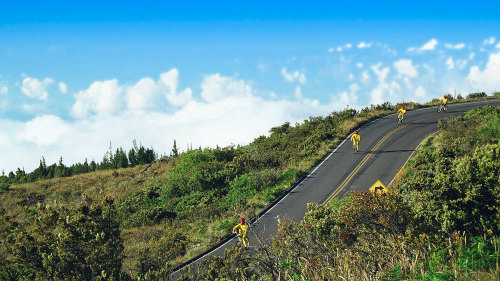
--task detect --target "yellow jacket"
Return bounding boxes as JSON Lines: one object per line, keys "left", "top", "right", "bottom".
{"left": 441, "top": 97, "right": 448, "bottom": 104}
{"left": 351, "top": 133, "right": 360, "bottom": 142}
{"left": 398, "top": 108, "right": 406, "bottom": 115}
{"left": 233, "top": 223, "right": 249, "bottom": 235}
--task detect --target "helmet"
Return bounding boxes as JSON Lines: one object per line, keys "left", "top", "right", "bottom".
{"left": 443, "top": 95, "right": 446, "bottom": 98}
{"left": 402, "top": 105, "right": 405, "bottom": 109}
{"left": 354, "top": 130, "right": 358, "bottom": 134}
{"left": 240, "top": 218, "right": 245, "bottom": 223}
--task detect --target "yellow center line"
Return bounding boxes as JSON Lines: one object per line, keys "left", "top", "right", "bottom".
{"left": 321, "top": 113, "right": 438, "bottom": 206}
{"left": 321, "top": 125, "right": 406, "bottom": 206}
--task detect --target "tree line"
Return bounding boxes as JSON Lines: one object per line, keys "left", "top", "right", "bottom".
{"left": 0, "top": 140, "right": 157, "bottom": 185}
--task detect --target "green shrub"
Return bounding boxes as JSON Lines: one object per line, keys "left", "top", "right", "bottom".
{"left": 278, "top": 168, "right": 304, "bottom": 185}
{"left": 0, "top": 182, "right": 9, "bottom": 192}
{"left": 477, "top": 114, "right": 500, "bottom": 141}
{"left": 467, "top": 92, "right": 487, "bottom": 99}
{"left": 3, "top": 199, "right": 125, "bottom": 280}
{"left": 402, "top": 106, "right": 500, "bottom": 235}
{"left": 225, "top": 174, "right": 256, "bottom": 205}
{"left": 457, "top": 236, "right": 498, "bottom": 272}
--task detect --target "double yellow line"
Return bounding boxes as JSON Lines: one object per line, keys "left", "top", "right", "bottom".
{"left": 321, "top": 124, "right": 408, "bottom": 206}
{"left": 321, "top": 113, "right": 442, "bottom": 206}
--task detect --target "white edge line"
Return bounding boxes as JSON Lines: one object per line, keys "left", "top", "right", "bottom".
{"left": 261, "top": 134, "right": 352, "bottom": 217}
{"left": 172, "top": 128, "right": 360, "bottom": 273}
{"left": 261, "top": 113, "right": 384, "bottom": 217}
{"left": 172, "top": 131, "right": 355, "bottom": 273}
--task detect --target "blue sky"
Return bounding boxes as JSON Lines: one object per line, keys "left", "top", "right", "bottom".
{"left": 1, "top": 1, "right": 500, "bottom": 172}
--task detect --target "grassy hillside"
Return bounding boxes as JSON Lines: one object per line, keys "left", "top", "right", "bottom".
{"left": 177, "top": 104, "right": 500, "bottom": 280}
{"left": 0, "top": 95, "right": 498, "bottom": 280}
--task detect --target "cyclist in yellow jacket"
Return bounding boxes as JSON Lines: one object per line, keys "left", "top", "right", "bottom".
{"left": 351, "top": 130, "right": 361, "bottom": 152}
{"left": 441, "top": 95, "right": 448, "bottom": 106}
{"left": 397, "top": 105, "right": 406, "bottom": 124}
{"left": 438, "top": 95, "right": 448, "bottom": 112}
{"left": 233, "top": 217, "right": 249, "bottom": 249}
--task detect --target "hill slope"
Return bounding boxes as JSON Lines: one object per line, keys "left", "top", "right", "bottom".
{"left": 0, "top": 96, "right": 498, "bottom": 280}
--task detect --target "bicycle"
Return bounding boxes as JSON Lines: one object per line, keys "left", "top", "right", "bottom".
{"left": 233, "top": 231, "right": 249, "bottom": 250}
{"left": 397, "top": 113, "right": 404, "bottom": 124}
{"left": 437, "top": 103, "right": 447, "bottom": 113}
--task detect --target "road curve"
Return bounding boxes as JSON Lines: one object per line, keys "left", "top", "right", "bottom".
{"left": 171, "top": 99, "right": 500, "bottom": 278}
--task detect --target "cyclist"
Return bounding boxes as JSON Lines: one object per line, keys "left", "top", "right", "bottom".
{"left": 351, "top": 130, "right": 361, "bottom": 152}
{"left": 233, "top": 217, "right": 249, "bottom": 249}
{"left": 397, "top": 105, "right": 406, "bottom": 124}
{"left": 440, "top": 95, "right": 448, "bottom": 111}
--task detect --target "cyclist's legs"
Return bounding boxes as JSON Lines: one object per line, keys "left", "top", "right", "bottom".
{"left": 240, "top": 233, "right": 248, "bottom": 247}
{"left": 353, "top": 140, "right": 359, "bottom": 150}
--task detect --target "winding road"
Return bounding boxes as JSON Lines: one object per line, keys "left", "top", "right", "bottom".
{"left": 171, "top": 99, "right": 500, "bottom": 278}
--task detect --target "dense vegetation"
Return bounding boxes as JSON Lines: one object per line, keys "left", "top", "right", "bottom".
{"left": 178, "top": 105, "right": 500, "bottom": 280}
{"left": 0, "top": 94, "right": 498, "bottom": 280}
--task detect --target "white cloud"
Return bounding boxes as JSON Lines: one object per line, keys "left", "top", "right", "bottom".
{"left": 370, "top": 62, "right": 397, "bottom": 104}
{"left": 294, "top": 86, "right": 319, "bottom": 107}
{"left": 281, "top": 68, "right": 307, "bottom": 84}
{"left": 444, "top": 43, "right": 465, "bottom": 49}
{"left": 337, "top": 46, "right": 342, "bottom": 52}
{"left": 71, "top": 79, "right": 124, "bottom": 119}
{"left": 72, "top": 69, "right": 194, "bottom": 117}
{"left": 446, "top": 57, "right": 455, "bottom": 70}
{"left": 22, "top": 104, "right": 40, "bottom": 113}
{"left": 393, "top": 59, "right": 418, "bottom": 77}
{"left": 294, "top": 86, "right": 302, "bottom": 99}
{"left": 348, "top": 73, "right": 354, "bottom": 80}
{"left": 403, "top": 77, "right": 413, "bottom": 90}
{"left": 483, "top": 37, "right": 496, "bottom": 45}
{"left": 356, "top": 63, "right": 363, "bottom": 68}
{"left": 467, "top": 51, "right": 500, "bottom": 93}
{"left": 21, "top": 77, "right": 54, "bottom": 100}
{"left": 58, "top": 82, "right": 67, "bottom": 94}
{"left": 19, "top": 115, "right": 70, "bottom": 146}
{"left": 328, "top": 48, "right": 335, "bottom": 53}
{"left": 357, "top": 42, "right": 372, "bottom": 49}
{"left": 420, "top": 38, "right": 438, "bottom": 50}
{"left": 361, "top": 70, "right": 370, "bottom": 84}
{"left": 496, "top": 42, "right": 500, "bottom": 49}
{"left": 345, "top": 43, "right": 352, "bottom": 49}
{"left": 160, "top": 68, "right": 193, "bottom": 107}
{"left": 333, "top": 83, "right": 360, "bottom": 107}
{"left": 408, "top": 38, "right": 438, "bottom": 52}
{"left": 415, "top": 86, "right": 427, "bottom": 98}
{"left": 0, "top": 86, "right": 7, "bottom": 95}
{"left": 201, "top": 74, "right": 252, "bottom": 103}
{"left": 469, "top": 53, "right": 476, "bottom": 60}
{"left": 125, "top": 77, "right": 159, "bottom": 110}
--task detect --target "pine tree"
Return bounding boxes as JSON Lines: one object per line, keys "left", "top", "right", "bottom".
{"left": 83, "top": 159, "right": 89, "bottom": 173}
{"left": 172, "top": 139, "right": 179, "bottom": 157}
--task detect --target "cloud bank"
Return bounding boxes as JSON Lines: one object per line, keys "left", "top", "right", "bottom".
{"left": 1, "top": 70, "right": 348, "bottom": 173}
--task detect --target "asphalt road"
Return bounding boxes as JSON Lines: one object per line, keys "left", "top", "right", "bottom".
{"left": 171, "top": 99, "right": 500, "bottom": 278}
